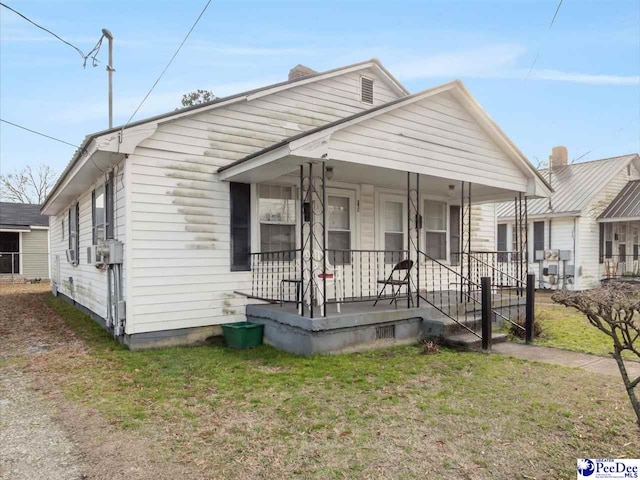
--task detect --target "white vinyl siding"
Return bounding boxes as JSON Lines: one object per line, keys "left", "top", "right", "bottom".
{"left": 49, "top": 159, "right": 127, "bottom": 322}
{"left": 21, "top": 229, "right": 49, "bottom": 278}
{"left": 327, "top": 91, "right": 528, "bottom": 192}
{"left": 127, "top": 67, "right": 403, "bottom": 334}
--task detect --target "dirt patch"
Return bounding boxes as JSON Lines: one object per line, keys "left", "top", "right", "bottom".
{"left": 0, "top": 284, "right": 200, "bottom": 479}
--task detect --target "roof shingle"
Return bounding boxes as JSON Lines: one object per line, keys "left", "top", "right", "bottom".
{"left": 0, "top": 202, "right": 49, "bottom": 228}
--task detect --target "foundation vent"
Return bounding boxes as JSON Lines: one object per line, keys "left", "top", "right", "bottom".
{"left": 375, "top": 324, "right": 396, "bottom": 340}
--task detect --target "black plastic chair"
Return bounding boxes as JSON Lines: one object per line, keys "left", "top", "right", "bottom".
{"left": 374, "top": 259, "right": 414, "bottom": 308}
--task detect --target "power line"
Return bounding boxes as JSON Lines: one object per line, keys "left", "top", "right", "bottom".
{"left": 1, "top": 119, "right": 80, "bottom": 149}
{"left": 524, "top": 0, "right": 565, "bottom": 80}
{"left": 0, "top": 1, "right": 103, "bottom": 67}
{"left": 123, "top": 0, "right": 212, "bottom": 127}
{"left": 549, "top": 0, "right": 564, "bottom": 29}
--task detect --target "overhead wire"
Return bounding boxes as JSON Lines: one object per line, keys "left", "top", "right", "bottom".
{"left": 1, "top": 118, "right": 80, "bottom": 149}
{"left": 0, "top": 1, "right": 103, "bottom": 67}
{"left": 122, "top": 0, "right": 213, "bottom": 128}
{"left": 524, "top": 0, "right": 564, "bottom": 80}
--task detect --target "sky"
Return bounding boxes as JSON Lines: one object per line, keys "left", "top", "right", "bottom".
{"left": 1, "top": 0, "right": 639, "bottom": 178}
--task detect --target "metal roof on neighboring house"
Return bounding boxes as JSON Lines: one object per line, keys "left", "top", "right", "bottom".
{"left": 496, "top": 154, "right": 639, "bottom": 219}
{"left": 0, "top": 202, "right": 49, "bottom": 228}
{"left": 599, "top": 180, "right": 640, "bottom": 220}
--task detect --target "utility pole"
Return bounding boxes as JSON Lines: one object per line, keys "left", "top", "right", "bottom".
{"left": 102, "top": 29, "right": 114, "bottom": 128}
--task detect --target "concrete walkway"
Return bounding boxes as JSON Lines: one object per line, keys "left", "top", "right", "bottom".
{"left": 493, "top": 342, "right": 640, "bottom": 378}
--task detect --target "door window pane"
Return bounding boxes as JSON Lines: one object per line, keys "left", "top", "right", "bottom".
{"left": 328, "top": 196, "right": 349, "bottom": 230}
{"left": 328, "top": 195, "right": 351, "bottom": 265}
{"left": 426, "top": 232, "right": 446, "bottom": 260}
{"left": 425, "top": 200, "right": 446, "bottom": 231}
{"left": 384, "top": 201, "right": 403, "bottom": 233}
{"left": 424, "top": 200, "right": 447, "bottom": 260}
{"left": 385, "top": 232, "right": 404, "bottom": 264}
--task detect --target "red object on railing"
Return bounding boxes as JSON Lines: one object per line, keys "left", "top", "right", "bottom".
{"left": 318, "top": 273, "right": 334, "bottom": 279}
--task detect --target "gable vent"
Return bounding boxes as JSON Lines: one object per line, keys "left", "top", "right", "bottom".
{"left": 361, "top": 77, "right": 374, "bottom": 104}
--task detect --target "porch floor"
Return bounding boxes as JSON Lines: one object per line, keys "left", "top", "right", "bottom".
{"left": 245, "top": 292, "right": 524, "bottom": 355}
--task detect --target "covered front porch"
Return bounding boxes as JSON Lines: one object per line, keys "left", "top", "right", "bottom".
{"left": 599, "top": 180, "right": 640, "bottom": 281}
{"left": 218, "top": 81, "right": 550, "bottom": 353}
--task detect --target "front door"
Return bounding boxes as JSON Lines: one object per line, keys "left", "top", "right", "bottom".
{"left": 0, "top": 232, "right": 19, "bottom": 274}
{"left": 326, "top": 189, "right": 357, "bottom": 299}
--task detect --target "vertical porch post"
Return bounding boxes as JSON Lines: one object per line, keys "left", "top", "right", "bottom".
{"left": 407, "top": 172, "right": 421, "bottom": 308}
{"left": 309, "top": 162, "right": 314, "bottom": 318}
{"left": 322, "top": 161, "right": 327, "bottom": 317}
{"left": 460, "top": 181, "right": 472, "bottom": 301}
{"left": 300, "top": 165, "right": 304, "bottom": 315}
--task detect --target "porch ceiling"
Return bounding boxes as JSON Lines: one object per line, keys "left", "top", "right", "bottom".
{"left": 224, "top": 156, "right": 537, "bottom": 205}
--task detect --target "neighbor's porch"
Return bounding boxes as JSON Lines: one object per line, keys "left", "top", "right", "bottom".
{"left": 600, "top": 220, "right": 640, "bottom": 281}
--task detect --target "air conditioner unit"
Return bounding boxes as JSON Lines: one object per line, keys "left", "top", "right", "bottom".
{"left": 544, "top": 249, "right": 559, "bottom": 261}
{"left": 65, "top": 249, "right": 76, "bottom": 264}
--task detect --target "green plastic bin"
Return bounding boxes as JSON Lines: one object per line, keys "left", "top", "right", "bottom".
{"left": 222, "top": 322, "right": 264, "bottom": 349}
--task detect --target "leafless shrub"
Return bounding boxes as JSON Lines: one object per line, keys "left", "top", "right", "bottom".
{"left": 420, "top": 340, "right": 441, "bottom": 355}
{"left": 553, "top": 284, "right": 640, "bottom": 426}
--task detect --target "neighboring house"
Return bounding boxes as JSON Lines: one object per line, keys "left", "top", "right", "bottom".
{"left": 0, "top": 202, "right": 50, "bottom": 280}
{"left": 497, "top": 147, "right": 640, "bottom": 290}
{"left": 41, "top": 59, "right": 550, "bottom": 351}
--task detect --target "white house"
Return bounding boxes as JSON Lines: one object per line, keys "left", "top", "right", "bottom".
{"left": 497, "top": 147, "right": 640, "bottom": 290}
{"left": 41, "top": 59, "right": 550, "bottom": 351}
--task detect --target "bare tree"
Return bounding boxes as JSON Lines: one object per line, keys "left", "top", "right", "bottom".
{"left": 0, "top": 164, "right": 57, "bottom": 204}
{"left": 180, "top": 89, "right": 216, "bottom": 108}
{"left": 553, "top": 285, "right": 640, "bottom": 426}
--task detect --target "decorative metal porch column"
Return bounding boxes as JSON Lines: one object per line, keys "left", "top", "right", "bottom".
{"left": 460, "top": 181, "right": 472, "bottom": 301}
{"left": 407, "top": 172, "right": 421, "bottom": 307}
{"left": 514, "top": 192, "right": 529, "bottom": 294}
{"left": 300, "top": 162, "right": 327, "bottom": 318}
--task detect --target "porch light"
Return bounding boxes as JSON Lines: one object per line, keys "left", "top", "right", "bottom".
{"left": 325, "top": 167, "right": 334, "bottom": 180}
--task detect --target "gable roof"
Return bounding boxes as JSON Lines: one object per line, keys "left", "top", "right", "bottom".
{"left": 42, "top": 59, "right": 408, "bottom": 214}
{"left": 0, "top": 202, "right": 49, "bottom": 228}
{"left": 496, "top": 154, "right": 639, "bottom": 219}
{"left": 599, "top": 179, "right": 640, "bottom": 221}
{"left": 218, "top": 80, "right": 552, "bottom": 196}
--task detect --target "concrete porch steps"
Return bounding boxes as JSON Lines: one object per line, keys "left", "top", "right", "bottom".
{"left": 442, "top": 331, "right": 509, "bottom": 350}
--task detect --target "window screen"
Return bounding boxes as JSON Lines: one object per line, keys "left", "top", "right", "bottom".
{"left": 259, "top": 184, "right": 295, "bottom": 260}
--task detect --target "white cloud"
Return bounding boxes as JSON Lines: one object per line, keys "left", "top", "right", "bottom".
{"left": 530, "top": 69, "right": 640, "bottom": 86}
{"left": 390, "top": 44, "right": 640, "bottom": 86}
{"left": 392, "top": 44, "right": 526, "bottom": 79}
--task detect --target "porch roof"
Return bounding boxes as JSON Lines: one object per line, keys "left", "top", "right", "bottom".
{"left": 599, "top": 180, "right": 640, "bottom": 222}
{"left": 218, "top": 80, "right": 552, "bottom": 198}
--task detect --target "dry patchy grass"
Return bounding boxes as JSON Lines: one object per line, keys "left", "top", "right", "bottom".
{"left": 2, "top": 284, "right": 639, "bottom": 479}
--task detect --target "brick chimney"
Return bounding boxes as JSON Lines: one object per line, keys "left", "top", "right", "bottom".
{"left": 549, "top": 145, "right": 568, "bottom": 169}
{"left": 288, "top": 64, "right": 317, "bottom": 81}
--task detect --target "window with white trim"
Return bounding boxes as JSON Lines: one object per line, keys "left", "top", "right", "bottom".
{"left": 259, "top": 184, "right": 296, "bottom": 259}
{"left": 424, "top": 199, "right": 447, "bottom": 260}
{"left": 92, "top": 184, "right": 105, "bottom": 244}
{"left": 327, "top": 195, "right": 351, "bottom": 265}
{"left": 383, "top": 200, "right": 404, "bottom": 263}
{"left": 68, "top": 203, "right": 79, "bottom": 265}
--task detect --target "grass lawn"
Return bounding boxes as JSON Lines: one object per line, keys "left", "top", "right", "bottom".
{"left": 35, "top": 294, "right": 639, "bottom": 479}
{"left": 535, "top": 303, "right": 638, "bottom": 361}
